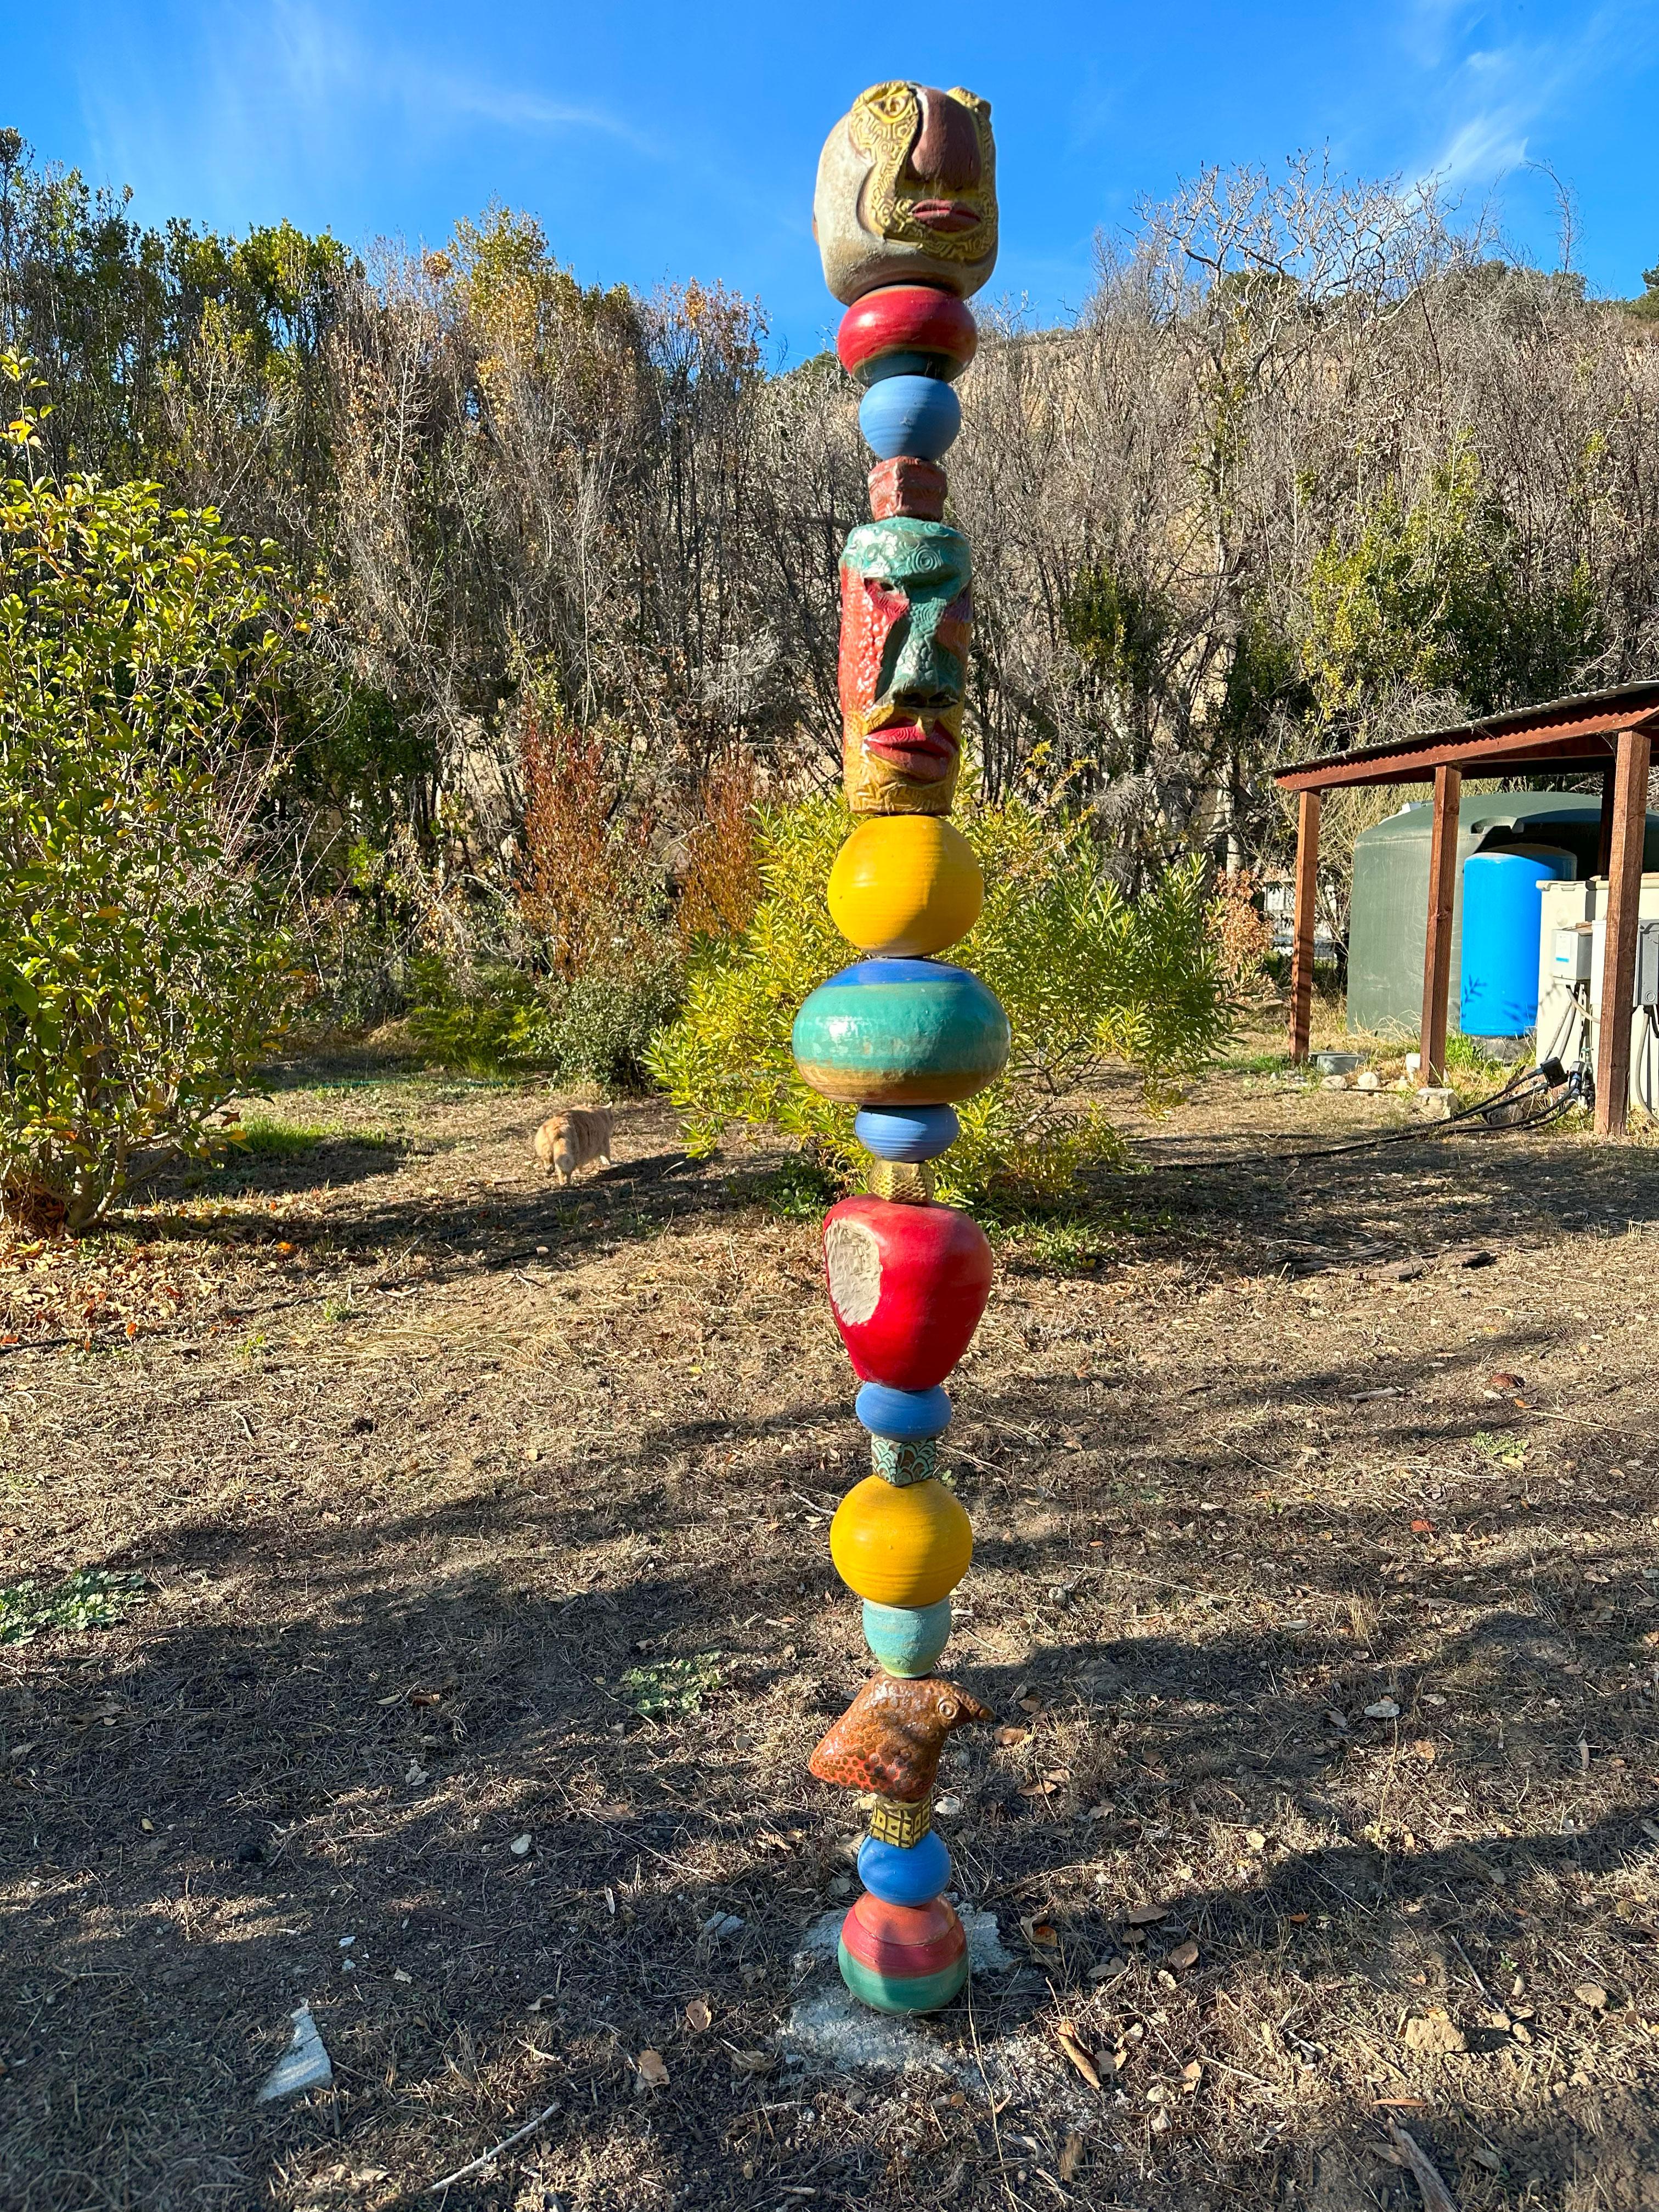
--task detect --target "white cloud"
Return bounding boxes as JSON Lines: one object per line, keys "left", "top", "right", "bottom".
{"left": 74, "top": 0, "right": 649, "bottom": 231}
{"left": 1416, "top": 3, "right": 1655, "bottom": 191}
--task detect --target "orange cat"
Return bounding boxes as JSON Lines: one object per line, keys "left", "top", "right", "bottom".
{"left": 533, "top": 1107, "right": 614, "bottom": 1185}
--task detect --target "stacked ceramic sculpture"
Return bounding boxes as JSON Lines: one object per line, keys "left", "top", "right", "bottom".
{"left": 793, "top": 82, "right": 1005, "bottom": 2016}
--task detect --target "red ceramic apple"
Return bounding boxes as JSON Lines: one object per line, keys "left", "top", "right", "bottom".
{"left": 822, "top": 1196, "right": 992, "bottom": 1391}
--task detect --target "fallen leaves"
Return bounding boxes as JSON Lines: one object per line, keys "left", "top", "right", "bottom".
{"left": 1573, "top": 1982, "right": 1609, "bottom": 2011}
{"left": 1364, "top": 1698, "right": 1402, "bottom": 1720}
{"left": 634, "top": 2048, "right": 668, "bottom": 2091}
{"left": 1125, "top": 1901, "right": 1167, "bottom": 1926}
{"left": 1168, "top": 1939, "right": 1200, "bottom": 1971}
{"left": 685, "top": 1998, "right": 711, "bottom": 2032}
{"left": 1054, "top": 2021, "right": 1101, "bottom": 2089}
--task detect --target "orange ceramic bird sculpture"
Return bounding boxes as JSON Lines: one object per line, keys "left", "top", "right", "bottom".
{"left": 809, "top": 1673, "right": 992, "bottom": 1803}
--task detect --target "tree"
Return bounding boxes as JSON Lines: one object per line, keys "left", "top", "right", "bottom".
{"left": 0, "top": 357, "right": 298, "bottom": 1228}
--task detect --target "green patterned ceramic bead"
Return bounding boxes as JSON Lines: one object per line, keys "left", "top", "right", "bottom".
{"left": 872, "top": 1436, "right": 936, "bottom": 1486}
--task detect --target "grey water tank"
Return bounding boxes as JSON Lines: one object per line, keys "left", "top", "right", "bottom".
{"left": 1346, "top": 793, "right": 1659, "bottom": 1038}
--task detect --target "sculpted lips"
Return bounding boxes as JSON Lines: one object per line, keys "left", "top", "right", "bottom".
{"left": 909, "top": 199, "right": 980, "bottom": 233}
{"left": 864, "top": 722, "right": 958, "bottom": 782}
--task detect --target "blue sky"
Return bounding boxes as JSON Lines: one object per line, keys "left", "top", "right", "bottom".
{"left": 11, "top": 1, "right": 1659, "bottom": 363}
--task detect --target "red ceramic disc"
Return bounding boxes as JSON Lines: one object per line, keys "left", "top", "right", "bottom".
{"left": 843, "top": 1892, "right": 967, "bottom": 1978}
{"left": 823, "top": 1197, "right": 992, "bottom": 1391}
{"left": 837, "top": 286, "right": 978, "bottom": 380}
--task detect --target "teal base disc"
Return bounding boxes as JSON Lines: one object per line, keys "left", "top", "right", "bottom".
{"left": 837, "top": 1937, "right": 969, "bottom": 2015}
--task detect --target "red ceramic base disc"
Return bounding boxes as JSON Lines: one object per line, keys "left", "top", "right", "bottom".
{"left": 843, "top": 1891, "right": 968, "bottom": 1979}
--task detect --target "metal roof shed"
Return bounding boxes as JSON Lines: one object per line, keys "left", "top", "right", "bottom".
{"left": 1274, "top": 682, "right": 1659, "bottom": 1136}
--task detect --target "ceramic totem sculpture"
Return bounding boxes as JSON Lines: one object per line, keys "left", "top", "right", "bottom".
{"left": 794, "top": 81, "right": 1005, "bottom": 2017}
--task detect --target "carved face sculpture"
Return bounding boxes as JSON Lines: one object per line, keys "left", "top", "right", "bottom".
{"left": 839, "top": 518, "right": 972, "bottom": 816}
{"left": 814, "top": 82, "right": 997, "bottom": 306}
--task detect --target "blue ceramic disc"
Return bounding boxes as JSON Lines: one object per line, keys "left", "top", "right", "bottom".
{"left": 855, "top": 1103, "right": 961, "bottom": 1163}
{"left": 859, "top": 1829, "right": 952, "bottom": 1908}
{"left": 856, "top": 1381, "right": 952, "bottom": 1440}
{"left": 858, "top": 375, "right": 962, "bottom": 462}
{"left": 863, "top": 1595, "right": 952, "bottom": 1675}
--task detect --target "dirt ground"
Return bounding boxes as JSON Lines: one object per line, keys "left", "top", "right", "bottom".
{"left": 3, "top": 1036, "right": 1658, "bottom": 2212}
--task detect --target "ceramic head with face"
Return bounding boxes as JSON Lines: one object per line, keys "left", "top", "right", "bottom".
{"left": 839, "top": 518, "right": 972, "bottom": 816}
{"left": 814, "top": 82, "right": 997, "bottom": 306}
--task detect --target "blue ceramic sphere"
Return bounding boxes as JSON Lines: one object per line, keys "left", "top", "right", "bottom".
{"left": 858, "top": 375, "right": 962, "bottom": 462}
{"left": 856, "top": 1381, "right": 952, "bottom": 1440}
{"left": 863, "top": 1595, "right": 952, "bottom": 1675}
{"left": 859, "top": 1829, "right": 953, "bottom": 1908}
{"left": 855, "top": 1103, "right": 961, "bottom": 1163}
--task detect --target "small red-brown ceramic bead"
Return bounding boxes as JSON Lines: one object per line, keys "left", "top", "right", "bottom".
{"left": 868, "top": 458, "right": 948, "bottom": 521}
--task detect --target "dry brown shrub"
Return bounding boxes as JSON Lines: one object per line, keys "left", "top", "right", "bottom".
{"left": 676, "top": 750, "right": 761, "bottom": 946}
{"left": 1207, "top": 869, "right": 1274, "bottom": 992}
{"left": 516, "top": 699, "right": 646, "bottom": 977}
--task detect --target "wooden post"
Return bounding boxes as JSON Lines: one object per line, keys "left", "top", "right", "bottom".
{"left": 1288, "top": 788, "right": 1320, "bottom": 1062}
{"left": 1594, "top": 726, "right": 1651, "bottom": 1137}
{"left": 1596, "top": 762, "right": 1617, "bottom": 879}
{"left": 1419, "top": 764, "right": 1462, "bottom": 1086}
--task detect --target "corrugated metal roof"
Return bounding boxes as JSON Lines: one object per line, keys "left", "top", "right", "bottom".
{"left": 1276, "top": 680, "right": 1659, "bottom": 791}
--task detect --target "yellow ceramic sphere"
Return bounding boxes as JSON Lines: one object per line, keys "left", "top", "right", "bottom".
{"left": 826, "top": 816, "right": 983, "bottom": 957}
{"left": 830, "top": 1474, "right": 973, "bottom": 1609}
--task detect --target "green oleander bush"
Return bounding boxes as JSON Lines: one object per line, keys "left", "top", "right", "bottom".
{"left": 647, "top": 793, "right": 1233, "bottom": 1205}
{"left": 0, "top": 357, "right": 298, "bottom": 1230}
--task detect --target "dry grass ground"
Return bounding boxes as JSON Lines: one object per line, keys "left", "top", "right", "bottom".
{"left": 2, "top": 1040, "right": 1657, "bottom": 2212}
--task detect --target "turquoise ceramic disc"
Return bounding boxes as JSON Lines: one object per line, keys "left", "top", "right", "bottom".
{"left": 792, "top": 959, "right": 1009, "bottom": 1107}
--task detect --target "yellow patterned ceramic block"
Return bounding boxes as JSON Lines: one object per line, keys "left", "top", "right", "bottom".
{"left": 830, "top": 1472, "right": 972, "bottom": 1608}
{"left": 827, "top": 815, "right": 983, "bottom": 957}
{"left": 866, "top": 1158, "right": 935, "bottom": 1204}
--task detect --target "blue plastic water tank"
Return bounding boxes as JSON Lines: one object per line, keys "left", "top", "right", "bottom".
{"left": 1459, "top": 844, "right": 1575, "bottom": 1037}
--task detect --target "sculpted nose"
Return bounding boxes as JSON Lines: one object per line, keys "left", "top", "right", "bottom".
{"left": 913, "top": 88, "right": 981, "bottom": 193}
{"left": 890, "top": 618, "right": 960, "bottom": 702}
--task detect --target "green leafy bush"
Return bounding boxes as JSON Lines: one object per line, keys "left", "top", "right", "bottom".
{"left": 405, "top": 946, "right": 682, "bottom": 1092}
{"left": 647, "top": 793, "right": 1232, "bottom": 1204}
{"left": 0, "top": 357, "right": 298, "bottom": 1229}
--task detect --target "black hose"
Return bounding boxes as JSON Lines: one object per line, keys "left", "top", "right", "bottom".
{"left": 1283, "top": 1056, "right": 1579, "bottom": 1171}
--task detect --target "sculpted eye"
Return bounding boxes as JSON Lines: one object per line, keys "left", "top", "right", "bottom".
{"left": 862, "top": 578, "right": 909, "bottom": 624}
{"left": 866, "top": 84, "right": 913, "bottom": 125}
{"left": 938, "top": 1698, "right": 958, "bottom": 1720}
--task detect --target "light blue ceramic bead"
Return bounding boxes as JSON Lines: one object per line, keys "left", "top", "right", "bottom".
{"left": 859, "top": 1829, "right": 952, "bottom": 1908}
{"left": 856, "top": 1382, "right": 952, "bottom": 1440}
{"left": 858, "top": 375, "right": 962, "bottom": 462}
{"left": 855, "top": 1104, "right": 961, "bottom": 1163}
{"left": 863, "top": 1595, "right": 952, "bottom": 1675}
